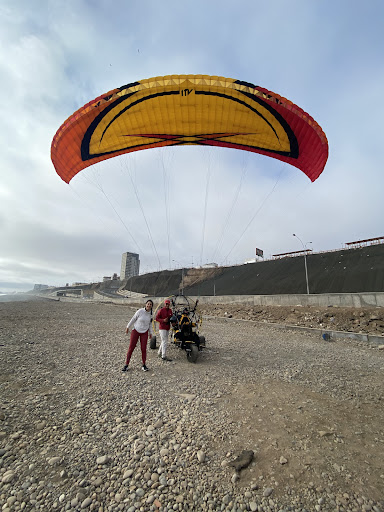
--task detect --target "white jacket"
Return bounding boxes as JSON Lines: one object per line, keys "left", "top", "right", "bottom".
{"left": 127, "top": 308, "right": 153, "bottom": 335}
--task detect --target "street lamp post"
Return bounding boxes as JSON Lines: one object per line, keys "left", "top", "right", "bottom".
{"left": 293, "top": 234, "right": 311, "bottom": 295}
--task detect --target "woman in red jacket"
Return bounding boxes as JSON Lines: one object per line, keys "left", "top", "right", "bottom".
{"left": 155, "top": 299, "right": 173, "bottom": 361}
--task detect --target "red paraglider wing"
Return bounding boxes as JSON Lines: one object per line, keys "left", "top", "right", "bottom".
{"left": 51, "top": 75, "right": 328, "bottom": 183}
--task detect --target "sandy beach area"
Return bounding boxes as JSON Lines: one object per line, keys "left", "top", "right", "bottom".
{"left": 1, "top": 297, "right": 383, "bottom": 511}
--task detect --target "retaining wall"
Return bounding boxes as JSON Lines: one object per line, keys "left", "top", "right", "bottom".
{"left": 43, "top": 291, "right": 384, "bottom": 308}
{"left": 132, "top": 292, "right": 384, "bottom": 308}
{"left": 184, "top": 292, "right": 384, "bottom": 308}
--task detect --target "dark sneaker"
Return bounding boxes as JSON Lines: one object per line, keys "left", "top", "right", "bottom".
{"left": 122, "top": 365, "right": 128, "bottom": 372}
{"left": 142, "top": 365, "right": 149, "bottom": 372}
{"left": 162, "top": 356, "right": 172, "bottom": 362}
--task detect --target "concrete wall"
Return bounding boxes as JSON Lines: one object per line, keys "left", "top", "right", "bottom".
{"left": 145, "top": 292, "right": 384, "bottom": 308}
{"left": 45, "top": 291, "right": 384, "bottom": 308}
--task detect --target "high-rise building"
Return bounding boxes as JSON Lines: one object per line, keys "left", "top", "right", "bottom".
{"left": 121, "top": 252, "right": 140, "bottom": 280}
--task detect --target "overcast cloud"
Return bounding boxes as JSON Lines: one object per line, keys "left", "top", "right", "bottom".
{"left": 1, "top": 0, "right": 383, "bottom": 293}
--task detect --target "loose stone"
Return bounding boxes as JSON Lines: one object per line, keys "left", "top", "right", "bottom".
{"left": 197, "top": 450, "right": 206, "bottom": 463}
{"left": 81, "top": 497, "right": 92, "bottom": 508}
{"left": 2, "top": 471, "right": 15, "bottom": 483}
{"left": 96, "top": 455, "right": 111, "bottom": 465}
{"left": 231, "top": 473, "right": 239, "bottom": 484}
{"left": 47, "top": 456, "right": 62, "bottom": 465}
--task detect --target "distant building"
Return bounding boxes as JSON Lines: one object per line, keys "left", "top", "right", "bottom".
{"left": 121, "top": 252, "right": 140, "bottom": 280}
{"left": 103, "top": 276, "right": 111, "bottom": 282}
{"left": 33, "top": 284, "right": 48, "bottom": 291}
{"left": 201, "top": 263, "right": 218, "bottom": 268}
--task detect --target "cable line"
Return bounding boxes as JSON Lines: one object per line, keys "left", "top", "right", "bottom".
{"left": 199, "top": 149, "right": 213, "bottom": 266}
{"left": 210, "top": 156, "right": 248, "bottom": 263}
{"left": 123, "top": 160, "right": 162, "bottom": 271}
{"left": 159, "top": 150, "right": 173, "bottom": 269}
{"left": 221, "top": 166, "right": 286, "bottom": 265}
{"left": 72, "top": 170, "right": 143, "bottom": 254}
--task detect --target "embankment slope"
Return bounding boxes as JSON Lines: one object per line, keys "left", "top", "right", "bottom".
{"left": 121, "top": 244, "right": 384, "bottom": 296}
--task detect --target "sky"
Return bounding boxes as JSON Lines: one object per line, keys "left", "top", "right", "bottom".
{"left": 1, "top": 0, "right": 383, "bottom": 293}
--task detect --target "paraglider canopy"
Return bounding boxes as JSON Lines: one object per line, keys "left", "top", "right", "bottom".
{"left": 51, "top": 74, "right": 328, "bottom": 183}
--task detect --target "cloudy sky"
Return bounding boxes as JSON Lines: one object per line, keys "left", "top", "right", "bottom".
{"left": 1, "top": 0, "right": 383, "bottom": 293}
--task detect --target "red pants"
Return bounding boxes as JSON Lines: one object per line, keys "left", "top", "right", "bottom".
{"left": 125, "top": 329, "right": 148, "bottom": 366}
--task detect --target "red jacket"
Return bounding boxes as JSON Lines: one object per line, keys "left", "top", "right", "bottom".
{"left": 156, "top": 306, "right": 173, "bottom": 330}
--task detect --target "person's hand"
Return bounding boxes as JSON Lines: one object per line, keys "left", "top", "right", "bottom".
{"left": 125, "top": 328, "right": 129, "bottom": 335}
{"left": 149, "top": 334, "right": 152, "bottom": 339}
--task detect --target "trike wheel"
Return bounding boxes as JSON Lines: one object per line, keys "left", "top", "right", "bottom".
{"left": 149, "top": 335, "right": 157, "bottom": 350}
{"left": 186, "top": 344, "right": 199, "bottom": 363}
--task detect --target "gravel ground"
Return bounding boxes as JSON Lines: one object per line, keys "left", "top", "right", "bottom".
{"left": 197, "top": 304, "right": 384, "bottom": 338}
{"left": 1, "top": 297, "right": 384, "bottom": 512}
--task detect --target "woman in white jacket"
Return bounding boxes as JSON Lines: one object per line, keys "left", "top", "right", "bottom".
{"left": 122, "top": 299, "right": 153, "bottom": 372}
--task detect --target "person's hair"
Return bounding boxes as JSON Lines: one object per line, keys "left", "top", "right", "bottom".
{"left": 145, "top": 299, "right": 153, "bottom": 320}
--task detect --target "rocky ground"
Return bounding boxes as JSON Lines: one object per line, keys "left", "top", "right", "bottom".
{"left": 198, "top": 304, "right": 384, "bottom": 338}
{"left": 1, "top": 297, "right": 384, "bottom": 512}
